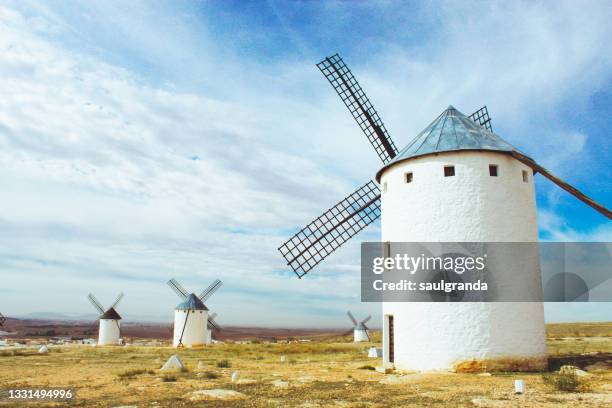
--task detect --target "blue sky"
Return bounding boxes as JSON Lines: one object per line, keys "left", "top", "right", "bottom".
{"left": 0, "top": 0, "right": 610, "bottom": 326}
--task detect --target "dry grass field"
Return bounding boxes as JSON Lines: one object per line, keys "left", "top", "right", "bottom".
{"left": 1, "top": 323, "right": 611, "bottom": 407}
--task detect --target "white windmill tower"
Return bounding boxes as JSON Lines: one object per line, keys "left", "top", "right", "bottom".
{"left": 346, "top": 311, "right": 371, "bottom": 342}
{"left": 167, "top": 278, "right": 222, "bottom": 347}
{"left": 206, "top": 312, "right": 221, "bottom": 344}
{"left": 278, "top": 54, "right": 611, "bottom": 372}
{"left": 87, "top": 292, "right": 123, "bottom": 346}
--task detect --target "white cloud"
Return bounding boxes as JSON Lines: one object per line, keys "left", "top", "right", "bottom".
{"left": 0, "top": 1, "right": 610, "bottom": 326}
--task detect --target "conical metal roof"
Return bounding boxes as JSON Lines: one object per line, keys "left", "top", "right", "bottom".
{"left": 100, "top": 307, "right": 122, "bottom": 320}
{"left": 176, "top": 293, "right": 208, "bottom": 311}
{"left": 376, "top": 106, "right": 527, "bottom": 180}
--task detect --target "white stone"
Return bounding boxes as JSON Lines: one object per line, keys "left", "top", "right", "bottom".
{"left": 375, "top": 365, "right": 393, "bottom": 374}
{"left": 231, "top": 371, "right": 239, "bottom": 382}
{"left": 160, "top": 354, "right": 185, "bottom": 371}
{"left": 271, "top": 379, "right": 289, "bottom": 388}
{"left": 186, "top": 389, "right": 246, "bottom": 401}
{"left": 280, "top": 355, "right": 286, "bottom": 363}
{"left": 559, "top": 365, "right": 589, "bottom": 377}
{"left": 514, "top": 379, "right": 524, "bottom": 394}
{"left": 38, "top": 345, "right": 49, "bottom": 354}
{"left": 379, "top": 151, "right": 547, "bottom": 371}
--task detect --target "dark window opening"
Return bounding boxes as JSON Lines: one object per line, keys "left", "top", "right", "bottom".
{"left": 489, "top": 164, "right": 498, "bottom": 177}
{"left": 522, "top": 170, "right": 529, "bottom": 183}
{"left": 444, "top": 166, "right": 455, "bottom": 177}
{"left": 405, "top": 172, "right": 413, "bottom": 183}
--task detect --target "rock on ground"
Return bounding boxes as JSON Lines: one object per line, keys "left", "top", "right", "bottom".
{"left": 185, "top": 389, "right": 247, "bottom": 401}
{"left": 559, "top": 365, "right": 589, "bottom": 377}
{"left": 271, "top": 379, "right": 289, "bottom": 388}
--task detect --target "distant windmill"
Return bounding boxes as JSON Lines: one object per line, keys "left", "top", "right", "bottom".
{"left": 0, "top": 312, "right": 6, "bottom": 327}
{"left": 87, "top": 292, "right": 123, "bottom": 346}
{"left": 167, "top": 278, "right": 222, "bottom": 347}
{"left": 206, "top": 312, "right": 221, "bottom": 344}
{"left": 278, "top": 53, "right": 611, "bottom": 372}
{"left": 346, "top": 311, "right": 371, "bottom": 342}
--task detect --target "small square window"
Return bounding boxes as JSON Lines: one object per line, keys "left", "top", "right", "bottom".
{"left": 405, "top": 172, "right": 413, "bottom": 183}
{"left": 489, "top": 164, "right": 498, "bottom": 177}
{"left": 522, "top": 170, "right": 529, "bottom": 183}
{"left": 444, "top": 165, "right": 455, "bottom": 177}
{"left": 383, "top": 182, "right": 388, "bottom": 192}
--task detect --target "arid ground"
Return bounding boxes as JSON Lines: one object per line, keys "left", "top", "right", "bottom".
{"left": 0, "top": 323, "right": 611, "bottom": 407}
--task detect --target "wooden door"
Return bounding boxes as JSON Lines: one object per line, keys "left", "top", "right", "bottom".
{"left": 388, "top": 315, "right": 394, "bottom": 363}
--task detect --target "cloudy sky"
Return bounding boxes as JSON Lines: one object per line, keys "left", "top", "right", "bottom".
{"left": 0, "top": 0, "right": 610, "bottom": 327}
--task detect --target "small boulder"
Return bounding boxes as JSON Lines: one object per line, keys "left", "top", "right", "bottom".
{"left": 160, "top": 354, "right": 185, "bottom": 371}
{"left": 375, "top": 364, "right": 393, "bottom": 374}
{"left": 185, "top": 389, "right": 246, "bottom": 401}
{"left": 271, "top": 379, "right": 289, "bottom": 388}
{"left": 38, "top": 345, "right": 49, "bottom": 354}
{"left": 559, "top": 365, "right": 589, "bottom": 377}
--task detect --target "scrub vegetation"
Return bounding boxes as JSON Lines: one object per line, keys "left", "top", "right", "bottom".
{"left": 0, "top": 324, "right": 610, "bottom": 407}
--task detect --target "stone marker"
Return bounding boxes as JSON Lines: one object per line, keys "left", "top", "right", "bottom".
{"left": 514, "top": 379, "right": 524, "bottom": 394}
{"left": 160, "top": 354, "right": 185, "bottom": 371}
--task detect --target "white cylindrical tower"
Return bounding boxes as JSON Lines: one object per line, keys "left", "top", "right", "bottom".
{"left": 172, "top": 294, "right": 209, "bottom": 347}
{"left": 97, "top": 307, "right": 122, "bottom": 346}
{"left": 354, "top": 328, "right": 369, "bottom": 342}
{"left": 376, "top": 107, "right": 547, "bottom": 372}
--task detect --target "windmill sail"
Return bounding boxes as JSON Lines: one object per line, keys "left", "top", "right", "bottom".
{"left": 199, "top": 279, "right": 223, "bottom": 302}
{"left": 347, "top": 311, "right": 358, "bottom": 326}
{"left": 468, "top": 105, "right": 493, "bottom": 131}
{"left": 87, "top": 293, "right": 105, "bottom": 314}
{"left": 208, "top": 312, "right": 221, "bottom": 330}
{"left": 167, "top": 279, "right": 189, "bottom": 299}
{"left": 511, "top": 151, "right": 611, "bottom": 219}
{"left": 278, "top": 180, "right": 381, "bottom": 278}
{"left": 111, "top": 292, "right": 124, "bottom": 309}
{"left": 317, "top": 54, "right": 398, "bottom": 164}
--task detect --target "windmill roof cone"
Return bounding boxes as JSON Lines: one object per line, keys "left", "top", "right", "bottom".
{"left": 277, "top": 53, "right": 611, "bottom": 372}
{"left": 99, "top": 307, "right": 122, "bottom": 320}
{"left": 167, "top": 278, "right": 222, "bottom": 347}
{"left": 176, "top": 293, "right": 208, "bottom": 311}
{"left": 376, "top": 106, "right": 529, "bottom": 180}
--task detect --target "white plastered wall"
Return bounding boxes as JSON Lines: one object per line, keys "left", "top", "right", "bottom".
{"left": 98, "top": 319, "right": 121, "bottom": 345}
{"left": 172, "top": 309, "right": 208, "bottom": 347}
{"left": 354, "top": 328, "right": 369, "bottom": 342}
{"left": 379, "top": 151, "right": 546, "bottom": 371}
